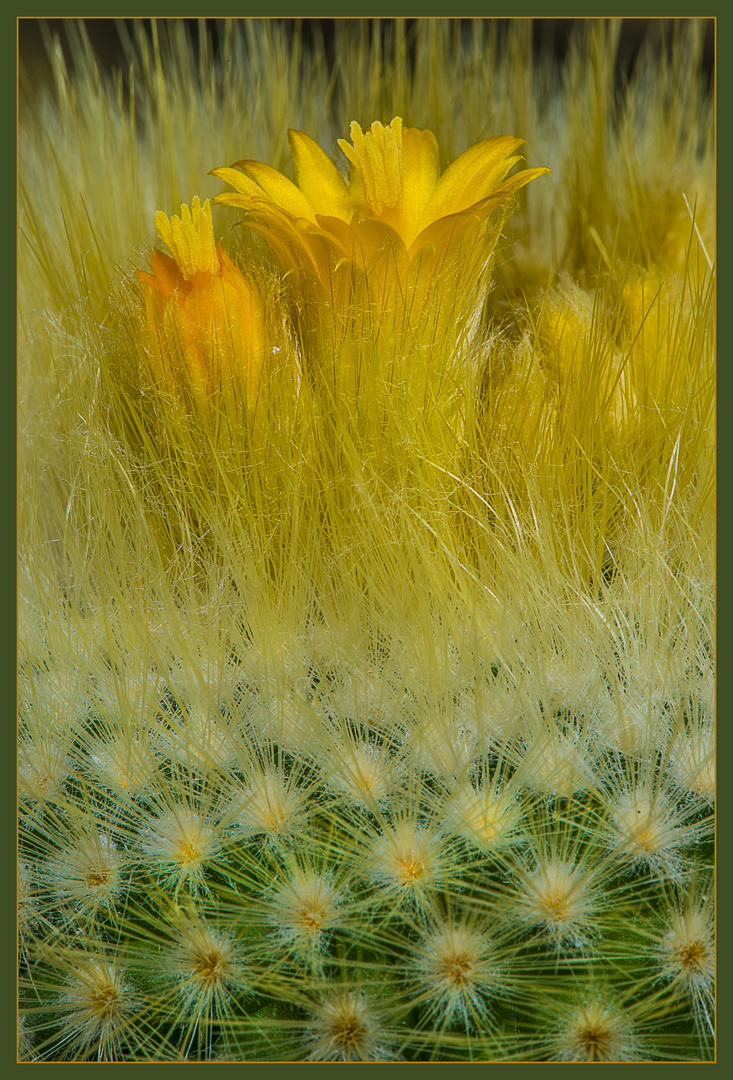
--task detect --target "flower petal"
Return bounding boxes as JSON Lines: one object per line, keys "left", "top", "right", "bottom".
{"left": 409, "top": 166, "right": 550, "bottom": 260}
{"left": 408, "top": 207, "right": 486, "bottom": 262}
{"left": 400, "top": 126, "right": 441, "bottom": 243}
{"left": 491, "top": 165, "right": 551, "bottom": 200}
{"left": 209, "top": 166, "right": 267, "bottom": 200}
{"left": 212, "top": 162, "right": 316, "bottom": 223}
{"left": 426, "top": 136, "right": 526, "bottom": 221}
{"left": 312, "top": 215, "right": 359, "bottom": 257}
{"left": 410, "top": 164, "right": 548, "bottom": 261}
{"left": 288, "top": 129, "right": 352, "bottom": 221}
{"left": 138, "top": 248, "right": 187, "bottom": 298}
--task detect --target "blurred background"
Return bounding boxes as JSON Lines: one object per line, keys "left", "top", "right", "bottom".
{"left": 19, "top": 17, "right": 715, "bottom": 97}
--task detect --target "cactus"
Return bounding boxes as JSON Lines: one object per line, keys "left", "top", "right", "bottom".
{"left": 19, "top": 18, "right": 714, "bottom": 1061}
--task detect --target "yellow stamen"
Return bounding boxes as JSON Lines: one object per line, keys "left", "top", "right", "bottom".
{"left": 339, "top": 118, "right": 403, "bottom": 216}
{"left": 154, "top": 196, "right": 219, "bottom": 279}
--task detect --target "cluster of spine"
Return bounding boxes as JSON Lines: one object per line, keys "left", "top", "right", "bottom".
{"left": 19, "top": 594, "right": 713, "bottom": 1061}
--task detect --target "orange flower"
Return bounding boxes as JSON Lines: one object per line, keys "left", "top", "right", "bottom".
{"left": 211, "top": 117, "right": 549, "bottom": 297}
{"left": 138, "top": 197, "right": 265, "bottom": 411}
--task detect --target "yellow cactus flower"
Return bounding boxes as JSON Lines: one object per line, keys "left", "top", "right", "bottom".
{"left": 138, "top": 196, "right": 265, "bottom": 413}
{"left": 211, "top": 117, "right": 549, "bottom": 297}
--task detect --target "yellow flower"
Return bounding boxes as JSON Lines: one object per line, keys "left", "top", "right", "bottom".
{"left": 210, "top": 117, "right": 549, "bottom": 295}
{"left": 138, "top": 196, "right": 265, "bottom": 411}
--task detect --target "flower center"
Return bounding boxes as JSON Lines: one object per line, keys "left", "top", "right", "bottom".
{"left": 86, "top": 869, "right": 111, "bottom": 888}
{"left": 178, "top": 838, "right": 203, "bottom": 866}
{"left": 441, "top": 951, "right": 474, "bottom": 989}
{"left": 300, "top": 905, "right": 326, "bottom": 932}
{"left": 397, "top": 851, "right": 424, "bottom": 884}
{"left": 195, "top": 949, "right": 226, "bottom": 982}
{"left": 339, "top": 118, "right": 403, "bottom": 217}
{"left": 543, "top": 886, "right": 571, "bottom": 921}
{"left": 675, "top": 938, "right": 708, "bottom": 974}
{"left": 579, "top": 1024, "right": 610, "bottom": 1059}
{"left": 154, "top": 196, "right": 219, "bottom": 280}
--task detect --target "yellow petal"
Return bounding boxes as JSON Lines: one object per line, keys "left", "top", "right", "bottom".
{"left": 492, "top": 165, "right": 551, "bottom": 200}
{"left": 426, "top": 136, "right": 526, "bottom": 221}
{"left": 212, "top": 189, "right": 300, "bottom": 236}
{"left": 288, "top": 129, "right": 352, "bottom": 221}
{"left": 408, "top": 206, "right": 486, "bottom": 262}
{"left": 350, "top": 215, "right": 408, "bottom": 265}
{"left": 209, "top": 166, "right": 268, "bottom": 200}
{"left": 237, "top": 160, "right": 317, "bottom": 222}
{"left": 311, "top": 215, "right": 357, "bottom": 257}
{"left": 408, "top": 166, "right": 550, "bottom": 260}
{"left": 400, "top": 126, "right": 440, "bottom": 244}
{"left": 212, "top": 161, "right": 316, "bottom": 223}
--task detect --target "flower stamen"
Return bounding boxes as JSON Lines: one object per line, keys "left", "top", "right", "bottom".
{"left": 339, "top": 118, "right": 403, "bottom": 216}
{"left": 153, "top": 196, "right": 218, "bottom": 280}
